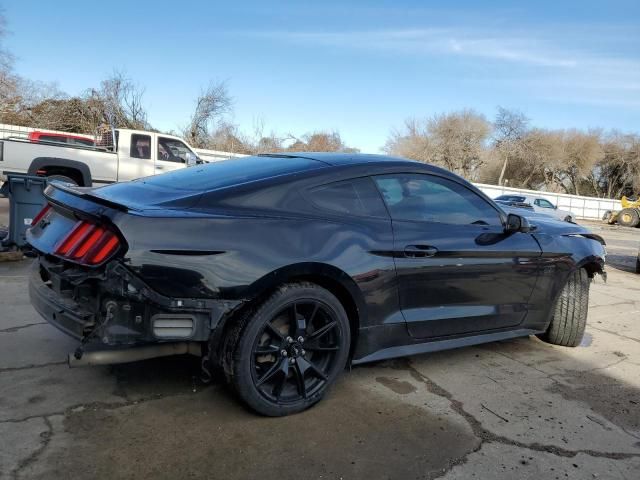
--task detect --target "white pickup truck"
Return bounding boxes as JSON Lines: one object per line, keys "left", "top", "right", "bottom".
{"left": 0, "top": 128, "right": 200, "bottom": 186}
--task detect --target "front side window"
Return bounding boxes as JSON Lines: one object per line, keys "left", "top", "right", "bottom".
{"left": 131, "top": 134, "right": 151, "bottom": 159}
{"left": 373, "top": 174, "right": 501, "bottom": 226}
{"left": 158, "top": 137, "right": 193, "bottom": 164}
{"left": 307, "top": 177, "right": 387, "bottom": 218}
{"left": 535, "top": 198, "right": 555, "bottom": 209}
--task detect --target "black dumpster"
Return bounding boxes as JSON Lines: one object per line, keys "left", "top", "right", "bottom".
{"left": 0, "top": 173, "right": 48, "bottom": 249}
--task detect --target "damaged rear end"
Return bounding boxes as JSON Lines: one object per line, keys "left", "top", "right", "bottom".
{"left": 27, "top": 183, "right": 234, "bottom": 366}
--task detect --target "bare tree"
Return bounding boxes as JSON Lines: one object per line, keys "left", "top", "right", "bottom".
{"left": 493, "top": 107, "right": 529, "bottom": 185}
{"left": 384, "top": 118, "right": 431, "bottom": 161}
{"left": 285, "top": 130, "right": 358, "bottom": 153}
{"left": 93, "top": 70, "right": 148, "bottom": 129}
{"left": 184, "top": 81, "right": 232, "bottom": 148}
{"left": 592, "top": 132, "right": 640, "bottom": 198}
{"left": 557, "top": 130, "right": 603, "bottom": 195}
{"left": 386, "top": 110, "right": 490, "bottom": 179}
{"left": 0, "top": 12, "right": 20, "bottom": 115}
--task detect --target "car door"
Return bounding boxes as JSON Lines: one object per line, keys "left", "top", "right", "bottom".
{"left": 373, "top": 173, "right": 542, "bottom": 339}
{"left": 155, "top": 136, "right": 193, "bottom": 174}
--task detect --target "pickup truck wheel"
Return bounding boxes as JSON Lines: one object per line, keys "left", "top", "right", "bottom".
{"left": 47, "top": 175, "right": 78, "bottom": 186}
{"left": 224, "top": 282, "right": 350, "bottom": 416}
{"left": 537, "top": 268, "right": 590, "bottom": 347}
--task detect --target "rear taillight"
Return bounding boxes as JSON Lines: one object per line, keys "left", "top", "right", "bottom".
{"left": 31, "top": 205, "right": 51, "bottom": 226}
{"left": 54, "top": 220, "right": 121, "bottom": 265}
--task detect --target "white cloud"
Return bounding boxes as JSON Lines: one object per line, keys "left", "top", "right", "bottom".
{"left": 248, "top": 28, "right": 582, "bottom": 68}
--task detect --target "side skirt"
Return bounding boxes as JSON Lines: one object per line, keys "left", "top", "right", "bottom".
{"left": 352, "top": 328, "right": 542, "bottom": 365}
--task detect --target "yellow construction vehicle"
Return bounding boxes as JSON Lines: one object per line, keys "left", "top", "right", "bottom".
{"left": 603, "top": 196, "right": 640, "bottom": 227}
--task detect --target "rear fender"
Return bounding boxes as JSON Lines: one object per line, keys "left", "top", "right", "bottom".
{"left": 243, "top": 262, "right": 366, "bottom": 322}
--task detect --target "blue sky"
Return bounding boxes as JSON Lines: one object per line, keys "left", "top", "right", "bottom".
{"left": 3, "top": 0, "right": 639, "bottom": 152}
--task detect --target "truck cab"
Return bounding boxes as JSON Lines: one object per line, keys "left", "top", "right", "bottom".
{"left": 113, "top": 129, "right": 200, "bottom": 179}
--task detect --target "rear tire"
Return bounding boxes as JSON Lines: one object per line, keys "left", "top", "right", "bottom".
{"left": 223, "top": 282, "right": 350, "bottom": 416}
{"left": 538, "top": 268, "right": 590, "bottom": 347}
{"left": 617, "top": 208, "right": 640, "bottom": 227}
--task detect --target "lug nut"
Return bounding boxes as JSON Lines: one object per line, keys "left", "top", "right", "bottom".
{"left": 281, "top": 350, "right": 288, "bottom": 357}
{"left": 301, "top": 349, "right": 306, "bottom": 355}
{"left": 287, "top": 336, "right": 294, "bottom": 344}
{"left": 297, "top": 336, "right": 304, "bottom": 343}
{"left": 289, "top": 358, "right": 296, "bottom": 364}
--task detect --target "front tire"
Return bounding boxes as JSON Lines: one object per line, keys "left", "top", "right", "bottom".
{"left": 538, "top": 268, "right": 590, "bottom": 347}
{"left": 224, "top": 282, "right": 350, "bottom": 416}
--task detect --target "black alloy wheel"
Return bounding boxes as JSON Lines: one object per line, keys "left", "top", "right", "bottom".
{"left": 224, "top": 283, "right": 350, "bottom": 416}
{"left": 252, "top": 300, "right": 341, "bottom": 403}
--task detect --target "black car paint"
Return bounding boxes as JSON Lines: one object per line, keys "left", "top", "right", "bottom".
{"left": 27, "top": 154, "right": 606, "bottom": 364}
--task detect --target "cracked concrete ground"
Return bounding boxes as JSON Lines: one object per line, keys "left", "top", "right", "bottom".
{"left": 1, "top": 199, "right": 640, "bottom": 479}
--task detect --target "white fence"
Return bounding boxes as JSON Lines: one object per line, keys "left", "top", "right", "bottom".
{"left": 474, "top": 183, "right": 618, "bottom": 221}
{"left": 194, "top": 148, "right": 247, "bottom": 162}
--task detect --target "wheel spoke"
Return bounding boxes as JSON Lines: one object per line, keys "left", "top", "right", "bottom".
{"left": 296, "top": 356, "right": 328, "bottom": 382}
{"left": 272, "top": 360, "right": 290, "bottom": 399}
{"left": 265, "top": 322, "right": 284, "bottom": 341}
{"left": 256, "top": 357, "right": 285, "bottom": 387}
{"left": 307, "top": 321, "right": 337, "bottom": 342}
{"left": 304, "top": 345, "right": 339, "bottom": 352}
{"left": 308, "top": 303, "right": 320, "bottom": 325}
{"left": 292, "top": 362, "right": 308, "bottom": 398}
{"left": 255, "top": 344, "right": 280, "bottom": 355}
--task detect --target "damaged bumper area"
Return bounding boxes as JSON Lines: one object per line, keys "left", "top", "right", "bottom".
{"left": 29, "top": 257, "right": 242, "bottom": 349}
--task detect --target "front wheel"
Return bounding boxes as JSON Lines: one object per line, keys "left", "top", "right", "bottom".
{"left": 538, "top": 268, "right": 590, "bottom": 347}
{"left": 223, "top": 282, "right": 350, "bottom": 416}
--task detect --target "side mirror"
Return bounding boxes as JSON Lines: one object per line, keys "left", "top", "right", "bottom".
{"left": 185, "top": 152, "right": 198, "bottom": 167}
{"left": 505, "top": 213, "right": 532, "bottom": 233}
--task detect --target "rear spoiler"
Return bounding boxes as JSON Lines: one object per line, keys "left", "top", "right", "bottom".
{"left": 44, "top": 183, "right": 133, "bottom": 214}
{"left": 43, "top": 183, "right": 132, "bottom": 225}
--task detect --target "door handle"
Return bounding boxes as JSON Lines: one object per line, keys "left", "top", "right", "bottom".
{"left": 404, "top": 245, "right": 438, "bottom": 258}
{"left": 156, "top": 165, "right": 165, "bottom": 170}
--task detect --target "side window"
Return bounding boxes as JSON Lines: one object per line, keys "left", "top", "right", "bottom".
{"left": 536, "top": 199, "right": 554, "bottom": 209}
{"left": 373, "top": 174, "right": 501, "bottom": 226}
{"left": 158, "top": 137, "right": 192, "bottom": 164}
{"left": 130, "top": 134, "right": 151, "bottom": 159}
{"left": 308, "top": 177, "right": 388, "bottom": 218}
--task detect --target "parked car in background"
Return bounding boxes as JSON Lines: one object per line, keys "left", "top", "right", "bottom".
{"left": 27, "top": 153, "right": 606, "bottom": 416}
{"left": 28, "top": 131, "right": 95, "bottom": 147}
{"left": 0, "top": 129, "right": 200, "bottom": 187}
{"left": 495, "top": 194, "right": 576, "bottom": 222}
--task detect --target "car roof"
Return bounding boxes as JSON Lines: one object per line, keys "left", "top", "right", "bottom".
{"left": 257, "top": 152, "right": 421, "bottom": 167}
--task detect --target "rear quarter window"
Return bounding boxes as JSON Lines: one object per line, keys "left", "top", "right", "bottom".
{"left": 307, "top": 177, "right": 388, "bottom": 218}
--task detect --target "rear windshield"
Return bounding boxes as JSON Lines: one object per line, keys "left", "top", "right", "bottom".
{"left": 136, "top": 156, "right": 327, "bottom": 191}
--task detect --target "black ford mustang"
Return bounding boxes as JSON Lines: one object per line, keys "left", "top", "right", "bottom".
{"left": 27, "top": 153, "right": 606, "bottom": 416}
